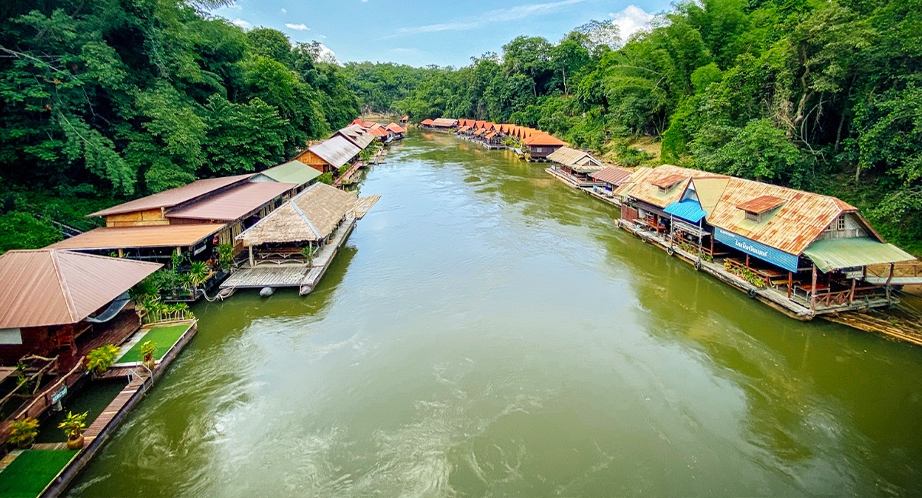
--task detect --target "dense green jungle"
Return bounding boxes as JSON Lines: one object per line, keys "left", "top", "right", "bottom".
{"left": 2, "top": 0, "right": 921, "bottom": 255}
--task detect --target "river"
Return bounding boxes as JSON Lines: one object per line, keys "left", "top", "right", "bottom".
{"left": 71, "top": 131, "right": 922, "bottom": 496}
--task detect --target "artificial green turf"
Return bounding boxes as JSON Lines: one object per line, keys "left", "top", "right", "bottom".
{"left": 0, "top": 450, "right": 77, "bottom": 498}
{"left": 115, "top": 324, "right": 190, "bottom": 364}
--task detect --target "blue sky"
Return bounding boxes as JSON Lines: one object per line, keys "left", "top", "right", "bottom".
{"left": 211, "top": 0, "right": 673, "bottom": 67}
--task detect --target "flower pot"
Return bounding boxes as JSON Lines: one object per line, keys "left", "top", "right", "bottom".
{"left": 66, "top": 434, "right": 84, "bottom": 450}
{"left": 16, "top": 437, "right": 35, "bottom": 450}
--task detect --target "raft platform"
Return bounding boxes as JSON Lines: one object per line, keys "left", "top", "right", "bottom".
{"left": 220, "top": 217, "right": 356, "bottom": 295}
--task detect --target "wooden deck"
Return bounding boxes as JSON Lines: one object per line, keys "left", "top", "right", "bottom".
{"left": 350, "top": 195, "right": 380, "bottom": 219}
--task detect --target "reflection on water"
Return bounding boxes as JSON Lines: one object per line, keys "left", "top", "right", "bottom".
{"left": 71, "top": 131, "right": 922, "bottom": 497}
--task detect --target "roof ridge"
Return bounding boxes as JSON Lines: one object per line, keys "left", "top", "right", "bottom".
{"left": 50, "top": 250, "right": 80, "bottom": 323}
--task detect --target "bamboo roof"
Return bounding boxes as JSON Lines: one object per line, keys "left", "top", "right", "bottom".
{"left": 0, "top": 250, "right": 161, "bottom": 328}
{"left": 547, "top": 147, "right": 602, "bottom": 170}
{"left": 237, "top": 183, "right": 357, "bottom": 246}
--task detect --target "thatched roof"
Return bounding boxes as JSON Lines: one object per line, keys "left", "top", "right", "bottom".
{"left": 237, "top": 183, "right": 357, "bottom": 246}
{"left": 547, "top": 147, "right": 603, "bottom": 171}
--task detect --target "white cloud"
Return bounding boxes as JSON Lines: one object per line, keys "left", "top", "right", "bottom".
{"left": 281, "top": 8, "right": 287, "bottom": 13}
{"left": 285, "top": 23, "right": 310, "bottom": 31}
{"left": 231, "top": 18, "right": 251, "bottom": 29}
{"left": 608, "top": 5, "right": 654, "bottom": 40}
{"left": 316, "top": 43, "right": 338, "bottom": 64}
{"left": 388, "top": 0, "right": 589, "bottom": 37}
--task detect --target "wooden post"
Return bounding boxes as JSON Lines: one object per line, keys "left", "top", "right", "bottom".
{"left": 850, "top": 278, "right": 856, "bottom": 304}
{"left": 117, "top": 248, "right": 123, "bottom": 258}
{"left": 788, "top": 271, "right": 793, "bottom": 300}
{"left": 885, "top": 262, "right": 895, "bottom": 303}
{"left": 248, "top": 246, "right": 255, "bottom": 268}
{"left": 745, "top": 254, "right": 750, "bottom": 268}
{"left": 698, "top": 219, "right": 703, "bottom": 256}
{"left": 811, "top": 264, "right": 818, "bottom": 311}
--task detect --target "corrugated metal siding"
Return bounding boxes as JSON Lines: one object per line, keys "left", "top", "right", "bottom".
{"left": 803, "top": 237, "right": 915, "bottom": 272}
{"left": 590, "top": 167, "right": 632, "bottom": 186}
{"left": 0, "top": 250, "right": 160, "bottom": 328}
{"left": 308, "top": 136, "right": 361, "bottom": 168}
{"left": 257, "top": 161, "right": 320, "bottom": 185}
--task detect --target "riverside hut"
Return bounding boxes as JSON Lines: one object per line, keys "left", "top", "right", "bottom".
{"left": 430, "top": 118, "right": 459, "bottom": 132}
{"left": 419, "top": 119, "right": 435, "bottom": 129}
{"left": 589, "top": 167, "right": 633, "bottom": 198}
{"left": 294, "top": 135, "right": 361, "bottom": 174}
{"left": 523, "top": 133, "right": 567, "bottom": 161}
{"left": 385, "top": 123, "right": 406, "bottom": 140}
{"left": 546, "top": 147, "right": 604, "bottom": 186}
{"left": 237, "top": 183, "right": 358, "bottom": 267}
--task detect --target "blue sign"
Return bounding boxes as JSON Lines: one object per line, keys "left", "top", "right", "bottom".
{"left": 51, "top": 385, "right": 67, "bottom": 404}
{"left": 714, "top": 228, "right": 800, "bottom": 272}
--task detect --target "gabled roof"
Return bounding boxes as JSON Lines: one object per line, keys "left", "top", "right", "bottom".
{"left": 165, "top": 181, "right": 295, "bottom": 221}
{"left": 336, "top": 125, "right": 375, "bottom": 149}
{"left": 706, "top": 177, "right": 864, "bottom": 255}
{"left": 524, "top": 133, "right": 567, "bottom": 146}
{"left": 254, "top": 160, "right": 321, "bottom": 186}
{"left": 651, "top": 174, "right": 687, "bottom": 189}
{"left": 590, "top": 167, "right": 632, "bottom": 186}
{"left": 385, "top": 123, "right": 406, "bottom": 133}
{"left": 90, "top": 175, "right": 253, "bottom": 217}
{"left": 616, "top": 165, "right": 724, "bottom": 208}
{"left": 368, "top": 127, "right": 390, "bottom": 137}
{"left": 0, "top": 250, "right": 161, "bottom": 328}
{"left": 548, "top": 147, "right": 602, "bottom": 170}
{"left": 237, "top": 183, "right": 357, "bottom": 245}
{"left": 432, "top": 118, "right": 458, "bottom": 127}
{"left": 47, "top": 224, "right": 224, "bottom": 251}
{"left": 308, "top": 136, "right": 361, "bottom": 168}
{"left": 420, "top": 118, "right": 434, "bottom": 125}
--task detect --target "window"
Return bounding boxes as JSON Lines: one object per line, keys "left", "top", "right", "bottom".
{"left": 837, "top": 215, "right": 846, "bottom": 231}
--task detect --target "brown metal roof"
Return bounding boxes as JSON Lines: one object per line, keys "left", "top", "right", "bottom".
{"left": 617, "top": 165, "right": 725, "bottom": 208}
{"left": 47, "top": 224, "right": 224, "bottom": 251}
{"left": 165, "top": 181, "right": 295, "bottom": 221}
{"left": 590, "top": 167, "right": 633, "bottom": 186}
{"left": 707, "top": 177, "right": 863, "bottom": 255}
{"left": 0, "top": 250, "right": 161, "bottom": 328}
{"left": 308, "top": 136, "right": 361, "bottom": 168}
{"left": 737, "top": 195, "right": 785, "bottom": 214}
{"left": 432, "top": 118, "right": 458, "bottom": 127}
{"left": 90, "top": 175, "right": 253, "bottom": 217}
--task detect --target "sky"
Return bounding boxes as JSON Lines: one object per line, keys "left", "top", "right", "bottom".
{"left": 210, "top": 0, "right": 673, "bottom": 67}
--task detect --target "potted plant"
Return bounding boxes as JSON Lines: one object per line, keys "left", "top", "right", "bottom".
{"left": 141, "top": 341, "right": 157, "bottom": 371}
{"left": 301, "top": 245, "right": 317, "bottom": 268}
{"left": 86, "top": 344, "right": 120, "bottom": 375}
{"left": 58, "top": 411, "right": 88, "bottom": 450}
{"left": 7, "top": 418, "right": 39, "bottom": 449}
{"left": 216, "top": 243, "right": 235, "bottom": 271}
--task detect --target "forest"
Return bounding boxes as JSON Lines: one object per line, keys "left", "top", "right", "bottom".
{"left": 0, "top": 0, "right": 359, "bottom": 252}
{"left": 343, "top": 0, "right": 922, "bottom": 255}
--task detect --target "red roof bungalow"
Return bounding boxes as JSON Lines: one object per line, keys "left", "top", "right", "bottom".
{"left": 420, "top": 118, "right": 435, "bottom": 129}
{"left": 523, "top": 133, "right": 567, "bottom": 160}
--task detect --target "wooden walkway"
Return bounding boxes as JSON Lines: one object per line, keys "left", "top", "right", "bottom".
{"left": 220, "top": 266, "right": 308, "bottom": 289}
{"left": 350, "top": 195, "right": 380, "bottom": 219}
{"left": 84, "top": 377, "right": 145, "bottom": 441}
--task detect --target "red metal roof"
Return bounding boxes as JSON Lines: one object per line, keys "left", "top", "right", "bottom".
{"left": 650, "top": 174, "right": 687, "bottom": 189}
{"left": 385, "top": 123, "right": 406, "bottom": 133}
{"left": 90, "top": 175, "right": 253, "bottom": 217}
{"left": 165, "top": 181, "right": 295, "bottom": 221}
{"left": 524, "top": 133, "right": 567, "bottom": 146}
{"left": 420, "top": 119, "right": 434, "bottom": 125}
{"left": 0, "top": 250, "right": 161, "bottom": 328}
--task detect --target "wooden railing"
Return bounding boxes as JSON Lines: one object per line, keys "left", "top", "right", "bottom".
{"left": 867, "top": 262, "right": 922, "bottom": 279}
{"left": 0, "top": 358, "right": 86, "bottom": 443}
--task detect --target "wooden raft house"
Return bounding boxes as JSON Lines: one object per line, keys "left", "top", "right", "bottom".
{"left": 546, "top": 147, "right": 605, "bottom": 187}
{"left": 615, "top": 165, "right": 918, "bottom": 319}
{"left": 0, "top": 250, "right": 160, "bottom": 441}
{"left": 221, "top": 183, "right": 375, "bottom": 296}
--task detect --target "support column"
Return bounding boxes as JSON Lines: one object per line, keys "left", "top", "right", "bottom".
{"left": 885, "top": 262, "right": 895, "bottom": 303}
{"left": 850, "top": 278, "right": 857, "bottom": 304}
{"left": 788, "top": 271, "right": 793, "bottom": 300}
{"left": 811, "top": 264, "right": 818, "bottom": 311}
{"left": 248, "top": 246, "right": 255, "bottom": 268}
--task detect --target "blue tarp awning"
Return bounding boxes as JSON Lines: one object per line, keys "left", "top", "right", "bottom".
{"left": 664, "top": 199, "right": 707, "bottom": 224}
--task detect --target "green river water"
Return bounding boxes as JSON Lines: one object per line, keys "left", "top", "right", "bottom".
{"left": 71, "top": 132, "right": 922, "bottom": 497}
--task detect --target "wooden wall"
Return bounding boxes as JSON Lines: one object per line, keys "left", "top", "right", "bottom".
{"left": 105, "top": 209, "right": 167, "bottom": 227}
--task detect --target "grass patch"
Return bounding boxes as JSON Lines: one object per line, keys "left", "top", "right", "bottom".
{"left": 0, "top": 450, "right": 77, "bottom": 498}
{"left": 34, "top": 379, "right": 127, "bottom": 443}
{"left": 116, "top": 324, "right": 190, "bottom": 364}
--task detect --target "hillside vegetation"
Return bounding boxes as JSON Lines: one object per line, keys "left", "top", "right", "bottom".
{"left": 0, "top": 0, "right": 359, "bottom": 252}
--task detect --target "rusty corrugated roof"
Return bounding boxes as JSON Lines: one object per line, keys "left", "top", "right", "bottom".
{"left": 706, "top": 177, "right": 861, "bottom": 255}
{"left": 619, "top": 165, "right": 725, "bottom": 208}
{"left": 47, "top": 224, "right": 224, "bottom": 251}
{"left": 0, "top": 250, "right": 161, "bottom": 328}
{"left": 650, "top": 174, "right": 687, "bottom": 189}
{"left": 308, "top": 136, "right": 361, "bottom": 168}
{"left": 737, "top": 195, "right": 785, "bottom": 214}
{"left": 166, "top": 181, "right": 295, "bottom": 221}
{"left": 90, "top": 175, "right": 253, "bottom": 217}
